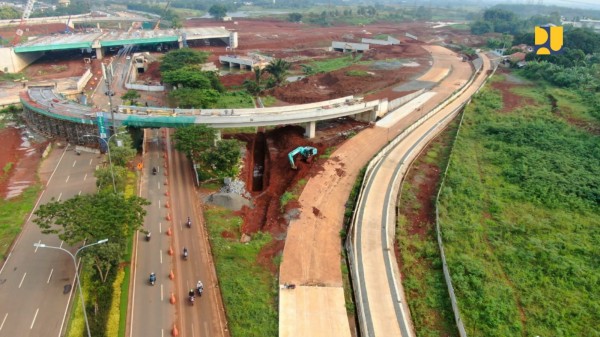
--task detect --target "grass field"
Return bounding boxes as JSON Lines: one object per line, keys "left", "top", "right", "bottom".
{"left": 212, "top": 91, "right": 255, "bottom": 109}
{"left": 0, "top": 185, "right": 41, "bottom": 259}
{"left": 438, "top": 79, "right": 600, "bottom": 336}
{"left": 204, "top": 205, "right": 277, "bottom": 337}
{"left": 307, "top": 55, "right": 362, "bottom": 73}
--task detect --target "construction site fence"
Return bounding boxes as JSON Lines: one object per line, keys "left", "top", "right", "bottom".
{"left": 346, "top": 53, "right": 490, "bottom": 337}
{"left": 125, "top": 83, "right": 165, "bottom": 92}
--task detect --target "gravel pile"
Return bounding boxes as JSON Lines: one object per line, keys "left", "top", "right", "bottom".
{"left": 220, "top": 179, "right": 251, "bottom": 199}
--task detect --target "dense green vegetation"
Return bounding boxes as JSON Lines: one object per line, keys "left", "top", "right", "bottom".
{"left": 173, "top": 125, "right": 242, "bottom": 180}
{"left": 204, "top": 206, "right": 277, "bottom": 337}
{"left": 397, "top": 120, "right": 460, "bottom": 337}
{"left": 0, "top": 6, "right": 19, "bottom": 19}
{"left": 439, "top": 79, "right": 600, "bottom": 336}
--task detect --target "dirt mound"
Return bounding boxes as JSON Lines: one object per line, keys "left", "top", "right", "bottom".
{"left": 137, "top": 61, "right": 161, "bottom": 82}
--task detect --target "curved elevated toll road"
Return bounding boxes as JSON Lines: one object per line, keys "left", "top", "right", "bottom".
{"left": 21, "top": 88, "right": 380, "bottom": 139}
{"left": 351, "top": 53, "right": 491, "bottom": 337}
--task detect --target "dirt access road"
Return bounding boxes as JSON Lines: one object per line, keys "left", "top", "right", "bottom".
{"left": 278, "top": 45, "right": 475, "bottom": 337}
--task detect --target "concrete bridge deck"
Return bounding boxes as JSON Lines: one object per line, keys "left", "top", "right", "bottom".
{"left": 21, "top": 86, "right": 382, "bottom": 139}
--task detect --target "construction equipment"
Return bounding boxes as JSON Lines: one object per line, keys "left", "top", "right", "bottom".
{"left": 11, "top": 0, "right": 36, "bottom": 46}
{"left": 288, "top": 146, "right": 317, "bottom": 170}
{"left": 64, "top": 15, "right": 72, "bottom": 34}
{"left": 154, "top": 0, "right": 173, "bottom": 30}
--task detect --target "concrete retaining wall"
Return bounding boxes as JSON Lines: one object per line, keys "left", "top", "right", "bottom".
{"left": 76, "top": 69, "right": 92, "bottom": 92}
{"left": 0, "top": 47, "right": 44, "bottom": 73}
{"left": 388, "top": 89, "right": 425, "bottom": 111}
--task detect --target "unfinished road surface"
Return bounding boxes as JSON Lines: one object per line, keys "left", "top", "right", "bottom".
{"left": 278, "top": 45, "right": 484, "bottom": 337}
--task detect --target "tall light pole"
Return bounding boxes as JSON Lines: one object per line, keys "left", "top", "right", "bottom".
{"left": 102, "top": 63, "right": 116, "bottom": 135}
{"left": 34, "top": 239, "right": 109, "bottom": 337}
{"left": 83, "top": 131, "right": 126, "bottom": 193}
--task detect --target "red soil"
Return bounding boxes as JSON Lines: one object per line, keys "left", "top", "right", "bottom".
{"left": 0, "top": 127, "right": 48, "bottom": 200}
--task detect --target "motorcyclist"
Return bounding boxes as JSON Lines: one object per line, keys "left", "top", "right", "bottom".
{"left": 196, "top": 280, "right": 204, "bottom": 296}
{"left": 186, "top": 217, "right": 191, "bottom": 227}
{"left": 183, "top": 247, "right": 188, "bottom": 259}
{"left": 145, "top": 232, "right": 151, "bottom": 241}
{"left": 188, "top": 289, "right": 195, "bottom": 304}
{"left": 152, "top": 167, "right": 157, "bottom": 175}
{"left": 149, "top": 273, "right": 156, "bottom": 285}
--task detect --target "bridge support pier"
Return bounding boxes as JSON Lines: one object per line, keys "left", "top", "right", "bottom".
{"left": 95, "top": 47, "right": 103, "bottom": 60}
{"left": 304, "top": 121, "right": 316, "bottom": 138}
{"left": 354, "top": 109, "right": 377, "bottom": 123}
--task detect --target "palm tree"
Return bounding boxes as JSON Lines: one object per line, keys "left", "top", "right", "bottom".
{"left": 253, "top": 66, "right": 263, "bottom": 86}
{"left": 265, "top": 59, "right": 291, "bottom": 86}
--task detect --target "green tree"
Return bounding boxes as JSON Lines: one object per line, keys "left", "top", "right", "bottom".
{"left": 288, "top": 12, "right": 302, "bottom": 22}
{"left": 265, "top": 58, "right": 291, "bottom": 87}
{"left": 121, "top": 90, "right": 141, "bottom": 105}
{"left": 109, "top": 133, "right": 137, "bottom": 167}
{"left": 243, "top": 79, "right": 261, "bottom": 97}
{"left": 173, "top": 124, "right": 216, "bottom": 160}
{"left": 0, "top": 6, "right": 20, "bottom": 19}
{"left": 471, "top": 20, "right": 494, "bottom": 35}
{"left": 160, "top": 49, "right": 209, "bottom": 73}
{"left": 162, "top": 67, "right": 212, "bottom": 89}
{"left": 33, "top": 192, "right": 150, "bottom": 282}
{"left": 208, "top": 4, "right": 228, "bottom": 20}
{"left": 94, "top": 165, "right": 127, "bottom": 193}
{"left": 201, "top": 139, "right": 242, "bottom": 178}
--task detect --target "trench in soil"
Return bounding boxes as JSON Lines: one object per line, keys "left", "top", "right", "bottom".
{"left": 252, "top": 132, "right": 267, "bottom": 192}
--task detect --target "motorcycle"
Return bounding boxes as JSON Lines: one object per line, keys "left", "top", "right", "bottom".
{"left": 145, "top": 232, "right": 151, "bottom": 242}
{"left": 196, "top": 281, "right": 204, "bottom": 297}
{"left": 188, "top": 290, "right": 195, "bottom": 305}
{"left": 186, "top": 217, "right": 191, "bottom": 228}
{"left": 152, "top": 167, "right": 157, "bottom": 175}
{"left": 183, "top": 248, "right": 188, "bottom": 260}
{"left": 149, "top": 273, "right": 156, "bottom": 286}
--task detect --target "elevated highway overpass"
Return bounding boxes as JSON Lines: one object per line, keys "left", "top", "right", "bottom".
{"left": 0, "top": 27, "right": 236, "bottom": 73}
{"left": 21, "top": 86, "right": 383, "bottom": 142}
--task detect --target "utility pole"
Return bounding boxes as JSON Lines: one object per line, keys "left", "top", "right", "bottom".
{"left": 101, "top": 63, "right": 116, "bottom": 135}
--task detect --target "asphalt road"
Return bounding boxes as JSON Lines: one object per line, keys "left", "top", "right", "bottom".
{"left": 130, "top": 129, "right": 175, "bottom": 337}
{"left": 130, "top": 129, "right": 228, "bottom": 337}
{"left": 0, "top": 146, "right": 101, "bottom": 337}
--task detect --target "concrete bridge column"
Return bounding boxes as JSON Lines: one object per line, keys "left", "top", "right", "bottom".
{"left": 354, "top": 109, "right": 377, "bottom": 122}
{"left": 95, "top": 47, "right": 103, "bottom": 60}
{"left": 304, "top": 121, "right": 316, "bottom": 138}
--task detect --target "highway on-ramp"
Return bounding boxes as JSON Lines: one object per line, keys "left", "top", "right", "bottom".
{"left": 0, "top": 146, "right": 100, "bottom": 337}
{"left": 352, "top": 53, "right": 491, "bottom": 337}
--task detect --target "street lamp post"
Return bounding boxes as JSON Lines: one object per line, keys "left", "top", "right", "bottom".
{"left": 34, "top": 239, "right": 109, "bottom": 337}
{"left": 83, "top": 132, "right": 126, "bottom": 193}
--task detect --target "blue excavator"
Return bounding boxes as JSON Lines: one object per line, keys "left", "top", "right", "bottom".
{"left": 288, "top": 146, "right": 318, "bottom": 170}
